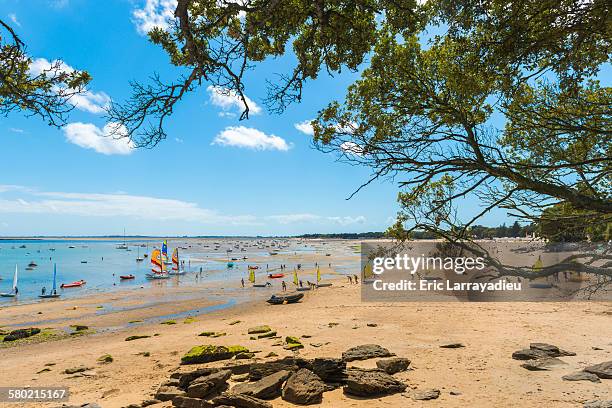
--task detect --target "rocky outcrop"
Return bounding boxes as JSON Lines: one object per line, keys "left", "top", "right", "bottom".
{"left": 342, "top": 344, "right": 394, "bottom": 362}
{"left": 583, "top": 361, "right": 612, "bottom": 379}
{"left": 343, "top": 368, "right": 406, "bottom": 397}
{"left": 562, "top": 372, "right": 601, "bottom": 383}
{"left": 171, "top": 396, "right": 213, "bottom": 408}
{"left": 211, "top": 392, "right": 272, "bottom": 408}
{"left": 3, "top": 327, "right": 41, "bottom": 342}
{"left": 155, "top": 385, "right": 184, "bottom": 401}
{"left": 520, "top": 357, "right": 567, "bottom": 371}
{"left": 249, "top": 357, "right": 312, "bottom": 380}
{"left": 185, "top": 370, "right": 231, "bottom": 399}
{"left": 311, "top": 358, "right": 346, "bottom": 383}
{"left": 282, "top": 369, "right": 326, "bottom": 405}
{"left": 232, "top": 370, "right": 291, "bottom": 399}
{"left": 513, "top": 343, "right": 575, "bottom": 360}
{"left": 181, "top": 345, "right": 249, "bottom": 364}
{"left": 412, "top": 388, "right": 441, "bottom": 400}
{"left": 376, "top": 358, "right": 410, "bottom": 374}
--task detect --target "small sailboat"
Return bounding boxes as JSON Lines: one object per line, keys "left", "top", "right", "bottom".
{"left": 116, "top": 228, "right": 128, "bottom": 250}
{"left": 0, "top": 264, "right": 19, "bottom": 297}
{"left": 528, "top": 256, "right": 553, "bottom": 289}
{"left": 136, "top": 247, "right": 144, "bottom": 262}
{"left": 316, "top": 266, "right": 332, "bottom": 287}
{"left": 169, "top": 248, "right": 186, "bottom": 275}
{"left": 146, "top": 248, "right": 170, "bottom": 279}
{"left": 39, "top": 264, "right": 61, "bottom": 298}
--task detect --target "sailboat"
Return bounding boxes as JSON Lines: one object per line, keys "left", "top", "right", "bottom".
{"left": 316, "top": 266, "right": 332, "bottom": 287}
{"left": 293, "top": 269, "right": 299, "bottom": 286}
{"left": 136, "top": 246, "right": 144, "bottom": 262}
{"left": 161, "top": 240, "right": 172, "bottom": 266}
{"left": 39, "top": 264, "right": 61, "bottom": 298}
{"left": 116, "top": 228, "right": 128, "bottom": 250}
{"left": 0, "top": 264, "right": 18, "bottom": 297}
{"left": 169, "top": 248, "right": 186, "bottom": 275}
{"left": 146, "top": 248, "right": 170, "bottom": 279}
{"left": 528, "top": 255, "right": 553, "bottom": 288}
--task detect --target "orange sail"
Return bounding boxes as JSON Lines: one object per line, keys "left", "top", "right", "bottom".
{"left": 172, "top": 248, "right": 179, "bottom": 271}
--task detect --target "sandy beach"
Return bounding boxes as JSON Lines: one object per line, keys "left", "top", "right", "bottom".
{"left": 1, "top": 272, "right": 610, "bottom": 408}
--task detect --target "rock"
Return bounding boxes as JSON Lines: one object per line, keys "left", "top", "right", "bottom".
{"left": 125, "top": 335, "right": 150, "bottom": 341}
{"left": 72, "top": 325, "right": 89, "bottom": 331}
{"left": 162, "top": 379, "right": 180, "bottom": 387}
{"left": 562, "top": 372, "right": 601, "bottom": 383}
{"left": 413, "top": 388, "right": 441, "bottom": 400}
{"left": 249, "top": 357, "right": 312, "bottom": 380}
{"left": 37, "top": 368, "right": 51, "bottom": 374}
{"left": 264, "top": 352, "right": 278, "bottom": 358}
{"left": 282, "top": 368, "right": 325, "bottom": 405}
{"left": 155, "top": 385, "right": 184, "bottom": 401}
{"left": 172, "top": 396, "right": 214, "bottom": 408}
{"left": 248, "top": 326, "right": 272, "bottom": 334}
{"left": 97, "top": 354, "right": 113, "bottom": 363}
{"left": 141, "top": 399, "right": 161, "bottom": 407}
{"left": 343, "top": 368, "right": 406, "bottom": 397}
{"left": 440, "top": 342, "right": 464, "bottom": 349}
{"left": 232, "top": 370, "right": 291, "bottom": 399}
{"left": 257, "top": 331, "right": 277, "bottom": 339}
{"left": 3, "top": 327, "right": 41, "bottom": 342}
{"left": 220, "top": 360, "right": 255, "bottom": 375}
{"left": 186, "top": 369, "right": 231, "bottom": 399}
{"left": 232, "top": 373, "right": 250, "bottom": 382}
{"left": 198, "top": 331, "right": 216, "bottom": 337}
{"left": 512, "top": 349, "right": 550, "bottom": 360}
{"left": 376, "top": 357, "right": 411, "bottom": 374}
{"left": 284, "top": 343, "right": 304, "bottom": 350}
{"left": 235, "top": 352, "right": 256, "bottom": 360}
{"left": 584, "top": 361, "right": 612, "bottom": 379}
{"left": 520, "top": 357, "right": 567, "bottom": 371}
{"left": 367, "top": 323, "right": 378, "bottom": 327}
{"left": 175, "top": 367, "right": 220, "bottom": 388}
{"left": 311, "top": 358, "right": 346, "bottom": 383}
{"left": 530, "top": 342, "right": 576, "bottom": 357}
{"left": 212, "top": 332, "right": 227, "bottom": 338}
{"left": 56, "top": 404, "right": 102, "bottom": 408}
{"left": 211, "top": 392, "right": 272, "bottom": 408}
{"left": 229, "top": 320, "right": 241, "bottom": 325}
{"left": 584, "top": 402, "right": 612, "bottom": 408}
{"left": 342, "top": 344, "right": 394, "bottom": 362}
{"left": 181, "top": 345, "right": 249, "bottom": 364}
{"left": 63, "top": 366, "right": 92, "bottom": 374}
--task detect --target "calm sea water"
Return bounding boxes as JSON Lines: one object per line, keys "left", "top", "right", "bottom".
{"left": 0, "top": 239, "right": 358, "bottom": 304}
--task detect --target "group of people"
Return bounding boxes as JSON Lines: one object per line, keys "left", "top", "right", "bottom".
{"left": 347, "top": 274, "right": 360, "bottom": 284}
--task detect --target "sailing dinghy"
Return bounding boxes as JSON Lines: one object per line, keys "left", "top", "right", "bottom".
{"left": 169, "top": 248, "right": 186, "bottom": 275}
{"left": 39, "top": 264, "right": 61, "bottom": 298}
{"left": 146, "top": 248, "right": 170, "bottom": 279}
{"left": 0, "top": 264, "right": 18, "bottom": 297}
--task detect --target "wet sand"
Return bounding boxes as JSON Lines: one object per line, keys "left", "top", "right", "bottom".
{"left": 0, "top": 274, "right": 610, "bottom": 407}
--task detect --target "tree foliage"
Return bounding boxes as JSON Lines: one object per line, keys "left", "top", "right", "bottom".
{"left": 0, "top": 19, "right": 91, "bottom": 126}
{"left": 111, "top": 0, "right": 610, "bottom": 246}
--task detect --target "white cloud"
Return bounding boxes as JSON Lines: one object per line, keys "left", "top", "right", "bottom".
{"left": 8, "top": 13, "right": 20, "bottom": 26}
{"left": 207, "top": 85, "right": 261, "bottom": 115}
{"left": 133, "top": 0, "right": 177, "bottom": 35}
{"left": 0, "top": 185, "right": 364, "bottom": 228}
{"left": 213, "top": 126, "right": 290, "bottom": 151}
{"left": 9, "top": 128, "right": 24, "bottom": 134}
{"left": 62, "top": 122, "right": 135, "bottom": 155}
{"left": 29, "top": 58, "right": 110, "bottom": 114}
{"left": 294, "top": 120, "right": 314, "bottom": 135}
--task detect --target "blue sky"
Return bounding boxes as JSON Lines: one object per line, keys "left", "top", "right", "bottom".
{"left": 0, "top": 0, "right": 512, "bottom": 236}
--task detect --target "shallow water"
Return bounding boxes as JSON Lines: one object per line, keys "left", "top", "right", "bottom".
{"left": 0, "top": 238, "right": 359, "bottom": 304}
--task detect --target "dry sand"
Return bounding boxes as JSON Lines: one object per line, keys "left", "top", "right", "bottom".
{"left": 0, "top": 274, "right": 611, "bottom": 408}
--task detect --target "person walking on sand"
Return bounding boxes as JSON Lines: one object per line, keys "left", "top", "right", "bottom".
{"left": 348, "top": 275, "right": 353, "bottom": 284}
{"left": 282, "top": 281, "right": 287, "bottom": 291}
{"left": 241, "top": 278, "right": 245, "bottom": 288}
{"left": 354, "top": 274, "right": 359, "bottom": 284}
{"left": 41, "top": 286, "right": 46, "bottom": 296}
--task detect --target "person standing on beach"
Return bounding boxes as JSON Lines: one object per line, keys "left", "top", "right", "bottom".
{"left": 282, "top": 281, "right": 287, "bottom": 291}
{"left": 41, "top": 287, "right": 46, "bottom": 296}
{"left": 241, "top": 278, "right": 245, "bottom": 287}
{"left": 348, "top": 275, "right": 353, "bottom": 284}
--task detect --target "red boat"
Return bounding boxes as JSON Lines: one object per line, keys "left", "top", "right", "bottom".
{"left": 120, "top": 275, "right": 135, "bottom": 280}
{"left": 268, "top": 273, "right": 285, "bottom": 279}
{"left": 60, "top": 280, "right": 86, "bottom": 288}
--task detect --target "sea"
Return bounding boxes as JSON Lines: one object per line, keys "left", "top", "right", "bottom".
{"left": 0, "top": 238, "right": 359, "bottom": 304}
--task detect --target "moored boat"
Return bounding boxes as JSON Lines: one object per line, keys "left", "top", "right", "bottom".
{"left": 120, "top": 274, "right": 135, "bottom": 280}
{"left": 266, "top": 292, "right": 304, "bottom": 305}
{"left": 61, "top": 280, "right": 86, "bottom": 288}
{"left": 268, "top": 273, "right": 284, "bottom": 279}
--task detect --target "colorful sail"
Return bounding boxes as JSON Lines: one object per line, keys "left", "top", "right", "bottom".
{"left": 151, "top": 249, "right": 162, "bottom": 268}
{"left": 316, "top": 266, "right": 321, "bottom": 283}
{"left": 172, "top": 248, "right": 179, "bottom": 271}
{"left": 293, "top": 269, "right": 298, "bottom": 286}
{"left": 249, "top": 269, "right": 255, "bottom": 283}
{"left": 161, "top": 240, "right": 169, "bottom": 262}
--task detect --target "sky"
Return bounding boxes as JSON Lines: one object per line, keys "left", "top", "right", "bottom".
{"left": 0, "top": 0, "right": 511, "bottom": 236}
